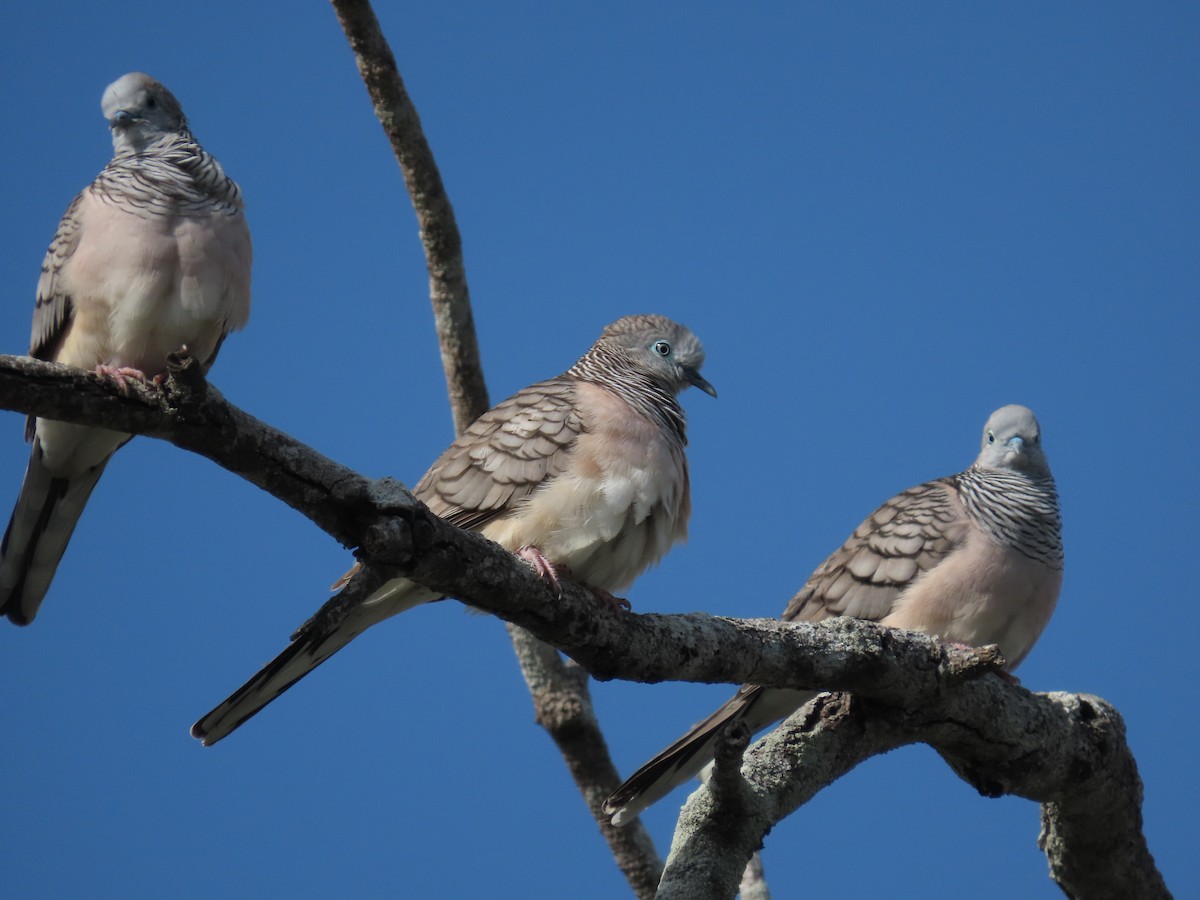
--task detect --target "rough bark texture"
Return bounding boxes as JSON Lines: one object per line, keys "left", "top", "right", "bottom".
{"left": 656, "top": 690, "right": 1171, "bottom": 900}
{"left": 0, "top": 355, "right": 1171, "bottom": 897}
{"left": 3, "top": 6, "right": 1171, "bottom": 895}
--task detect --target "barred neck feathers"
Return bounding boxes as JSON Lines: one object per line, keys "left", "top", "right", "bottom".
{"left": 956, "top": 465, "right": 1063, "bottom": 568}
{"left": 567, "top": 341, "right": 689, "bottom": 445}
{"left": 93, "top": 133, "right": 243, "bottom": 218}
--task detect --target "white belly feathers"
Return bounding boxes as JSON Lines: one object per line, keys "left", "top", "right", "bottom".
{"left": 482, "top": 381, "right": 690, "bottom": 593}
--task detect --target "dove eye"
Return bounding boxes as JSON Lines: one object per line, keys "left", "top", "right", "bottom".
{"left": 653, "top": 340, "right": 671, "bottom": 357}
{"left": 145, "top": 95, "right": 158, "bottom": 109}
{"left": 987, "top": 430, "right": 995, "bottom": 444}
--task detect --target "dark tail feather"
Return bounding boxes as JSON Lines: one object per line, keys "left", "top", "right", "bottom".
{"left": 0, "top": 443, "right": 108, "bottom": 625}
{"left": 192, "top": 577, "right": 433, "bottom": 746}
{"left": 604, "top": 686, "right": 814, "bottom": 826}
{"left": 190, "top": 624, "right": 358, "bottom": 746}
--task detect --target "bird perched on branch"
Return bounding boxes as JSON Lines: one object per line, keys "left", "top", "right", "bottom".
{"left": 604, "top": 404, "right": 1063, "bottom": 826}
{"left": 0, "top": 72, "right": 252, "bottom": 626}
{"left": 192, "top": 313, "right": 716, "bottom": 745}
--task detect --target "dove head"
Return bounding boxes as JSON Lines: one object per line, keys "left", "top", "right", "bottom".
{"left": 102, "top": 73, "right": 188, "bottom": 152}
{"left": 594, "top": 314, "right": 717, "bottom": 399}
{"left": 975, "top": 404, "right": 1051, "bottom": 477}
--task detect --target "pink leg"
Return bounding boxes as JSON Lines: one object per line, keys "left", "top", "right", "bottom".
{"left": 516, "top": 546, "right": 563, "bottom": 596}
{"left": 515, "top": 546, "right": 631, "bottom": 611}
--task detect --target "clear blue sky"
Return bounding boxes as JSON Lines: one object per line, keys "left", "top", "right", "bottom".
{"left": 1, "top": 4, "right": 1195, "bottom": 897}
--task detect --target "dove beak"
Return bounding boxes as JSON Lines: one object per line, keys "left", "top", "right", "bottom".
{"left": 1003, "top": 435, "right": 1026, "bottom": 465}
{"left": 110, "top": 109, "right": 136, "bottom": 129}
{"left": 685, "top": 368, "right": 717, "bottom": 398}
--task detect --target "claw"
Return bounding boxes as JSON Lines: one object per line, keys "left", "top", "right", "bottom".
{"left": 587, "top": 584, "right": 632, "bottom": 612}
{"left": 94, "top": 364, "right": 148, "bottom": 396}
{"left": 515, "top": 546, "right": 630, "bottom": 612}
{"left": 516, "top": 546, "right": 562, "bottom": 596}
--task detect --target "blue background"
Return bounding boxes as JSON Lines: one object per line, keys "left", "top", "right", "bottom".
{"left": 1, "top": 4, "right": 1195, "bottom": 897}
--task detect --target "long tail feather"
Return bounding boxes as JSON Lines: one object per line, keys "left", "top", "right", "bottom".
{"left": 0, "top": 441, "right": 109, "bottom": 625}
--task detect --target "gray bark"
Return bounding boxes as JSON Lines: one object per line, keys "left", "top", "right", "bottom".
{"left": 0, "top": 353, "right": 1170, "bottom": 898}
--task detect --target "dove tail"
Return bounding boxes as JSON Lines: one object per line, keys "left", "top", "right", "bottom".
{"left": 0, "top": 442, "right": 108, "bottom": 625}
{"left": 192, "top": 578, "right": 436, "bottom": 746}
{"left": 190, "top": 625, "right": 356, "bottom": 746}
{"left": 604, "top": 686, "right": 814, "bottom": 827}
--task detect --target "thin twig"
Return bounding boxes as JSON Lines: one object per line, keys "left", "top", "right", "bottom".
{"left": 330, "top": 0, "right": 488, "bottom": 432}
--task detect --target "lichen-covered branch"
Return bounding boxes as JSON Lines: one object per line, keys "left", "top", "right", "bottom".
{"left": 0, "top": 354, "right": 1170, "bottom": 897}
{"left": 656, "top": 690, "right": 1171, "bottom": 900}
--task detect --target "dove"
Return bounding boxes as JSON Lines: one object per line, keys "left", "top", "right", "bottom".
{"left": 0, "top": 73, "right": 251, "bottom": 625}
{"left": 605, "top": 404, "right": 1062, "bottom": 826}
{"left": 192, "top": 314, "right": 715, "bottom": 745}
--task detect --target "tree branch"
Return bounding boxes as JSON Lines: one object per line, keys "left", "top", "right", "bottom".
{"left": 505, "top": 623, "right": 663, "bottom": 898}
{"left": 0, "top": 356, "right": 1170, "bottom": 896}
{"left": 0, "top": 353, "right": 1010, "bottom": 698}
{"left": 656, "top": 689, "right": 1170, "bottom": 900}
{"left": 328, "top": 5, "right": 665, "bottom": 893}
{"left": 330, "top": 0, "right": 489, "bottom": 432}
{"left": 0, "top": 354, "right": 390, "bottom": 549}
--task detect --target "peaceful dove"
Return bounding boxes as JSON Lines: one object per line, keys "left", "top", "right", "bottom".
{"left": 604, "top": 404, "right": 1063, "bottom": 826}
{"left": 192, "top": 314, "right": 716, "bottom": 745}
{"left": 0, "top": 73, "right": 251, "bottom": 626}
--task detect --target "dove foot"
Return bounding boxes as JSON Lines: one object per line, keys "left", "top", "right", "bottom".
{"left": 585, "top": 584, "right": 632, "bottom": 612}
{"left": 516, "top": 545, "right": 563, "bottom": 595}
{"left": 94, "top": 365, "right": 148, "bottom": 395}
{"left": 515, "top": 547, "right": 631, "bottom": 611}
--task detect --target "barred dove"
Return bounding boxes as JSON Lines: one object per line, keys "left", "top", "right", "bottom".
{"left": 604, "top": 404, "right": 1063, "bottom": 826}
{"left": 192, "top": 314, "right": 716, "bottom": 745}
{"left": 0, "top": 73, "right": 251, "bottom": 625}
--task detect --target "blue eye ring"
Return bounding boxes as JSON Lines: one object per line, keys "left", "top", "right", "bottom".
{"left": 653, "top": 340, "right": 671, "bottom": 357}
{"left": 987, "top": 430, "right": 995, "bottom": 444}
